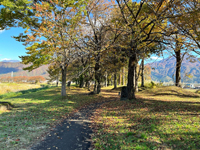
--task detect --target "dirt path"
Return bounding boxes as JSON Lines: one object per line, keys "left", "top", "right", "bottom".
{"left": 30, "top": 100, "right": 114, "bottom": 150}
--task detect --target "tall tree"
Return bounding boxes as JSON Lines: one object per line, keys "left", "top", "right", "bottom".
{"left": 115, "top": 0, "right": 170, "bottom": 99}
{"left": 82, "top": 0, "right": 118, "bottom": 94}
{"left": 20, "top": 0, "right": 87, "bottom": 96}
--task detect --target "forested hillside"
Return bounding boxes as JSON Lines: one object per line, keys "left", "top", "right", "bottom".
{"left": 0, "top": 62, "right": 48, "bottom": 77}
{"left": 150, "top": 55, "right": 200, "bottom": 83}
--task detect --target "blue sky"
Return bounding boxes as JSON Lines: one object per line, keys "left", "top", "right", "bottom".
{"left": 0, "top": 27, "right": 26, "bottom": 61}
{"left": 0, "top": 27, "right": 164, "bottom": 63}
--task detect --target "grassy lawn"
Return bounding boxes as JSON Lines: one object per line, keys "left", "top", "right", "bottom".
{"left": 0, "top": 86, "right": 110, "bottom": 150}
{"left": 0, "top": 83, "right": 41, "bottom": 95}
{"left": 92, "top": 86, "right": 200, "bottom": 150}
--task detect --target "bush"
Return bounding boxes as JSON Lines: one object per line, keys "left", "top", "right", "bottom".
{"left": 195, "top": 90, "right": 200, "bottom": 94}
{"left": 148, "top": 81, "right": 156, "bottom": 88}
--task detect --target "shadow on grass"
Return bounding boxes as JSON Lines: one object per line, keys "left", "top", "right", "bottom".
{"left": 0, "top": 85, "right": 54, "bottom": 99}
{"left": 93, "top": 95, "right": 200, "bottom": 150}
{"left": 0, "top": 87, "right": 118, "bottom": 149}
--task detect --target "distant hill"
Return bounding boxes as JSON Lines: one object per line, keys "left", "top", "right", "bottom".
{"left": 0, "top": 62, "right": 49, "bottom": 78}
{"left": 149, "top": 55, "right": 200, "bottom": 83}
{"left": 0, "top": 60, "right": 21, "bottom": 63}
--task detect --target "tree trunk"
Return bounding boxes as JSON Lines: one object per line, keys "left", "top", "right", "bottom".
{"left": 94, "top": 53, "right": 101, "bottom": 94}
{"left": 94, "top": 80, "right": 97, "bottom": 92}
{"left": 175, "top": 50, "right": 181, "bottom": 87}
{"left": 61, "top": 66, "right": 67, "bottom": 96}
{"left": 141, "top": 57, "right": 144, "bottom": 87}
{"left": 119, "top": 69, "right": 121, "bottom": 85}
{"left": 88, "top": 81, "right": 91, "bottom": 91}
{"left": 134, "top": 63, "right": 139, "bottom": 92}
{"left": 108, "top": 78, "right": 110, "bottom": 86}
{"left": 122, "top": 67, "right": 125, "bottom": 85}
{"left": 56, "top": 76, "right": 59, "bottom": 87}
{"left": 114, "top": 72, "right": 117, "bottom": 89}
{"left": 79, "top": 75, "right": 84, "bottom": 88}
{"left": 111, "top": 75, "right": 113, "bottom": 86}
{"left": 127, "top": 55, "right": 136, "bottom": 100}
{"left": 105, "top": 71, "right": 107, "bottom": 87}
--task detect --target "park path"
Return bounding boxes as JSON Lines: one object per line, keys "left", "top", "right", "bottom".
{"left": 30, "top": 99, "right": 115, "bottom": 150}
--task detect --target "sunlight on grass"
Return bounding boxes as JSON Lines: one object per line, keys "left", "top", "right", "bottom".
{"left": 92, "top": 86, "right": 200, "bottom": 150}
{"left": 0, "top": 83, "right": 41, "bottom": 95}
{"left": 0, "top": 86, "right": 101, "bottom": 150}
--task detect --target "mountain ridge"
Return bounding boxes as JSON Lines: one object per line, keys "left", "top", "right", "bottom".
{"left": 148, "top": 55, "right": 200, "bottom": 83}
{"left": 0, "top": 62, "right": 49, "bottom": 78}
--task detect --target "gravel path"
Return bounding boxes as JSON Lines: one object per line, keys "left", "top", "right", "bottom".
{"left": 30, "top": 100, "right": 113, "bottom": 150}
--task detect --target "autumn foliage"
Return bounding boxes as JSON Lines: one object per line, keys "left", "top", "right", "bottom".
{"left": 0, "top": 76, "right": 46, "bottom": 83}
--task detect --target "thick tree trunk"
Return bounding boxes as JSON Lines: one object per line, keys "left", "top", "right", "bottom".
{"left": 61, "top": 66, "right": 67, "bottom": 96}
{"left": 175, "top": 50, "right": 181, "bottom": 87}
{"left": 79, "top": 75, "right": 84, "bottom": 88}
{"left": 141, "top": 58, "right": 144, "bottom": 87}
{"left": 127, "top": 55, "right": 136, "bottom": 100}
{"left": 114, "top": 72, "right": 117, "bottom": 89}
{"left": 122, "top": 67, "right": 125, "bottom": 85}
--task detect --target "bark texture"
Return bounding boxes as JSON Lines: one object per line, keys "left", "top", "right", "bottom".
{"left": 127, "top": 55, "right": 136, "bottom": 100}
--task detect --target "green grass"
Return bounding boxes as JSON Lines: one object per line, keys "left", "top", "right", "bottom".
{"left": 0, "top": 86, "right": 104, "bottom": 150}
{"left": 92, "top": 86, "right": 200, "bottom": 150}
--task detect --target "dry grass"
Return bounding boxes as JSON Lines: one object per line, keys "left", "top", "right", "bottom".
{"left": 0, "top": 83, "right": 41, "bottom": 95}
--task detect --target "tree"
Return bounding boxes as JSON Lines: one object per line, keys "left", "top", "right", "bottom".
{"left": 47, "top": 63, "right": 61, "bottom": 87}
{"left": 115, "top": 0, "right": 170, "bottom": 99}
{"left": 20, "top": 0, "right": 88, "bottom": 96}
{"left": 80, "top": 0, "right": 118, "bottom": 94}
{"left": 166, "top": 0, "right": 200, "bottom": 87}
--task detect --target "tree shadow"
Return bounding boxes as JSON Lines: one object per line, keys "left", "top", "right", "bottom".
{"left": 92, "top": 94, "right": 200, "bottom": 149}
{"left": 152, "top": 89, "right": 200, "bottom": 98}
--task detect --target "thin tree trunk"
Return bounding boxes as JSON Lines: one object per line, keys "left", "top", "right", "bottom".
{"left": 122, "top": 67, "right": 125, "bottom": 85}
{"left": 114, "top": 72, "right": 117, "bottom": 89}
{"left": 94, "top": 80, "right": 97, "bottom": 92}
{"left": 88, "top": 81, "right": 90, "bottom": 91}
{"left": 61, "top": 66, "right": 67, "bottom": 96}
{"left": 175, "top": 50, "right": 181, "bottom": 87}
{"left": 105, "top": 71, "right": 107, "bottom": 87}
{"left": 56, "top": 75, "right": 59, "bottom": 87}
{"left": 119, "top": 69, "right": 121, "bottom": 85}
{"left": 135, "top": 67, "right": 138, "bottom": 92}
{"left": 127, "top": 55, "right": 136, "bottom": 100}
{"left": 111, "top": 75, "right": 113, "bottom": 86}
{"left": 141, "top": 57, "right": 144, "bottom": 87}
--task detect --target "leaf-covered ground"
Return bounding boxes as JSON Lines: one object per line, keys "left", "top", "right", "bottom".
{"left": 91, "top": 86, "right": 200, "bottom": 150}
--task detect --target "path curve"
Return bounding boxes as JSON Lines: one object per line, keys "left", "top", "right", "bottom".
{"left": 30, "top": 100, "right": 113, "bottom": 150}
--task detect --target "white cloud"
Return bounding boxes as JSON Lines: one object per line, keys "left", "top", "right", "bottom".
{"left": 151, "top": 56, "right": 162, "bottom": 60}
{"left": 0, "top": 30, "right": 5, "bottom": 34}
{"left": 1, "top": 58, "right": 11, "bottom": 61}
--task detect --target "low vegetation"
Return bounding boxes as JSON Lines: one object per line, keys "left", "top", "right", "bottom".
{"left": 91, "top": 86, "right": 200, "bottom": 150}
{"left": 0, "top": 85, "right": 107, "bottom": 150}
{"left": 1, "top": 84, "right": 200, "bottom": 150}
{"left": 0, "top": 83, "right": 41, "bottom": 95}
